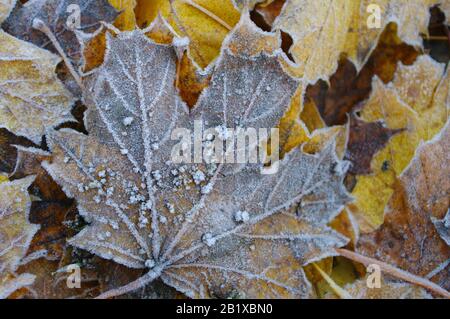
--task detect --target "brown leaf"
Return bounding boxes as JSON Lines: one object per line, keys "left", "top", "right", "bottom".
{"left": 344, "top": 114, "right": 403, "bottom": 175}
{"left": 3, "top": 0, "right": 119, "bottom": 64}
{"left": 357, "top": 121, "right": 450, "bottom": 290}
{"left": 306, "top": 23, "right": 419, "bottom": 126}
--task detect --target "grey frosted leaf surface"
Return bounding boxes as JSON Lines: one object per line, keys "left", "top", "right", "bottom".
{"left": 3, "top": 0, "right": 118, "bottom": 64}
{"left": 46, "top": 24, "right": 352, "bottom": 298}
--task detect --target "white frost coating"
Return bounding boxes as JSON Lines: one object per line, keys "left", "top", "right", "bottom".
{"left": 123, "top": 117, "right": 134, "bottom": 126}
{"left": 201, "top": 233, "right": 217, "bottom": 247}
{"left": 234, "top": 210, "right": 250, "bottom": 223}
{"left": 0, "top": 176, "right": 39, "bottom": 298}
{"left": 47, "top": 19, "right": 352, "bottom": 298}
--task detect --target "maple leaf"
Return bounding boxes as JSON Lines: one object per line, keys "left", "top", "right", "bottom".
{"left": 109, "top": 0, "right": 137, "bottom": 31}
{"left": 0, "top": 176, "right": 40, "bottom": 299}
{"left": 305, "top": 23, "right": 420, "bottom": 127}
{"left": 3, "top": 0, "right": 119, "bottom": 64}
{"left": 344, "top": 113, "right": 403, "bottom": 175}
{"left": 43, "top": 20, "right": 352, "bottom": 298}
{"left": 357, "top": 120, "right": 450, "bottom": 290}
{"left": 134, "top": 0, "right": 241, "bottom": 68}
{"left": 272, "top": 0, "right": 443, "bottom": 82}
{"left": 0, "top": 30, "right": 75, "bottom": 144}
{"left": 347, "top": 55, "right": 449, "bottom": 232}
{"left": 0, "top": 0, "right": 15, "bottom": 24}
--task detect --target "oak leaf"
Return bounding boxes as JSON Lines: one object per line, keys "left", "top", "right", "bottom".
{"left": 44, "top": 23, "right": 352, "bottom": 298}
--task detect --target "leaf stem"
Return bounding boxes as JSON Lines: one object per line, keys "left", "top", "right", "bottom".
{"left": 181, "top": 0, "right": 233, "bottom": 31}
{"left": 336, "top": 248, "right": 450, "bottom": 299}
{"left": 32, "top": 19, "right": 84, "bottom": 90}
{"left": 95, "top": 267, "right": 163, "bottom": 299}
{"left": 312, "top": 263, "right": 353, "bottom": 299}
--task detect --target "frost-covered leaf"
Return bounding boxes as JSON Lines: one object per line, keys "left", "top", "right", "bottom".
{"left": 3, "top": 0, "right": 119, "bottom": 64}
{"left": 0, "top": 30, "right": 75, "bottom": 144}
{"left": 306, "top": 24, "right": 420, "bottom": 127}
{"left": 0, "top": 176, "right": 40, "bottom": 299}
{"left": 348, "top": 55, "right": 449, "bottom": 232}
{"left": 327, "top": 277, "right": 431, "bottom": 299}
{"left": 134, "top": 0, "right": 241, "bottom": 68}
{"left": 44, "top": 21, "right": 352, "bottom": 298}
{"left": 358, "top": 120, "right": 450, "bottom": 290}
{"left": 0, "top": 0, "right": 15, "bottom": 24}
{"left": 273, "top": 0, "right": 440, "bottom": 82}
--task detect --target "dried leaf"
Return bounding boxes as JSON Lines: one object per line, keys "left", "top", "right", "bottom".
{"left": 357, "top": 121, "right": 450, "bottom": 290}
{"left": 0, "top": 0, "right": 16, "bottom": 24}
{"left": 348, "top": 55, "right": 449, "bottom": 232}
{"left": 306, "top": 23, "right": 420, "bottom": 127}
{"left": 135, "top": 0, "right": 241, "bottom": 68}
{"left": 273, "top": 0, "right": 439, "bottom": 82}
{"left": 329, "top": 277, "right": 431, "bottom": 299}
{"left": 344, "top": 113, "right": 403, "bottom": 175}
{"left": 44, "top": 22, "right": 352, "bottom": 298}
{"left": 0, "top": 176, "right": 40, "bottom": 298}
{"left": 3, "top": 0, "right": 119, "bottom": 64}
{"left": 109, "top": 0, "right": 137, "bottom": 31}
{"left": 0, "top": 30, "right": 75, "bottom": 144}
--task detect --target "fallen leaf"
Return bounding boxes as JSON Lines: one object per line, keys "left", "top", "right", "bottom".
{"left": 0, "top": 176, "right": 40, "bottom": 298}
{"left": 0, "top": 30, "right": 75, "bottom": 144}
{"left": 135, "top": 0, "right": 241, "bottom": 68}
{"left": 273, "top": 0, "right": 440, "bottom": 82}
{"left": 44, "top": 22, "right": 352, "bottom": 298}
{"left": 348, "top": 55, "right": 449, "bottom": 232}
{"left": 344, "top": 113, "right": 403, "bottom": 175}
{"left": 273, "top": 0, "right": 355, "bottom": 82}
{"left": 0, "top": 0, "right": 15, "bottom": 24}
{"left": 3, "top": 0, "right": 119, "bottom": 64}
{"left": 109, "top": 0, "right": 137, "bottom": 31}
{"left": 328, "top": 277, "right": 431, "bottom": 299}
{"left": 357, "top": 120, "right": 450, "bottom": 290}
{"left": 306, "top": 23, "right": 420, "bottom": 127}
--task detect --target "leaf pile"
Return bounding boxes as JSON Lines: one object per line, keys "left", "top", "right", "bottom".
{"left": 0, "top": 0, "right": 448, "bottom": 299}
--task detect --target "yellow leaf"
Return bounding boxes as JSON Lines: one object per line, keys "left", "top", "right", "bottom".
{"left": 0, "top": 176, "right": 39, "bottom": 298}
{"left": 274, "top": 0, "right": 441, "bottom": 81}
{"left": 0, "top": 30, "right": 75, "bottom": 144}
{"left": 0, "top": 0, "right": 16, "bottom": 24}
{"left": 109, "top": 0, "right": 137, "bottom": 31}
{"left": 136, "top": 0, "right": 241, "bottom": 68}
{"left": 348, "top": 55, "right": 449, "bottom": 232}
{"left": 274, "top": 0, "right": 354, "bottom": 82}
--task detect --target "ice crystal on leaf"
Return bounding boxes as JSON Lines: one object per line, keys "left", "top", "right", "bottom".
{"left": 44, "top": 18, "right": 352, "bottom": 298}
